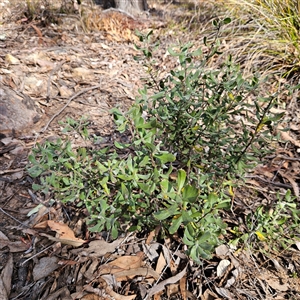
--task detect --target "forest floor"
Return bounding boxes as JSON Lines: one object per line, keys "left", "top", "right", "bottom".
{"left": 0, "top": 0, "right": 300, "bottom": 299}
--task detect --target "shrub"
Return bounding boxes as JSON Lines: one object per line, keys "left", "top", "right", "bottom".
{"left": 27, "top": 21, "right": 283, "bottom": 263}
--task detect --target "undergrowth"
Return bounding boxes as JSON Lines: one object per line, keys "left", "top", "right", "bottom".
{"left": 216, "top": 0, "right": 300, "bottom": 81}
{"left": 27, "top": 20, "right": 298, "bottom": 263}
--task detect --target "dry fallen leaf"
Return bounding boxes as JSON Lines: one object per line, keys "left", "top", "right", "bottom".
{"left": 179, "top": 275, "right": 187, "bottom": 300}
{"left": 33, "top": 256, "right": 60, "bottom": 281}
{"left": 40, "top": 233, "right": 86, "bottom": 247}
{"left": 258, "top": 271, "right": 289, "bottom": 292}
{"left": 107, "top": 255, "right": 142, "bottom": 270}
{"left": 217, "top": 259, "right": 231, "bottom": 277}
{"left": 215, "top": 244, "right": 230, "bottom": 259}
{"left": 147, "top": 266, "right": 187, "bottom": 298}
{"left": 72, "top": 67, "right": 95, "bottom": 81}
{"left": 98, "top": 255, "right": 143, "bottom": 280}
{"left": 156, "top": 252, "right": 166, "bottom": 274}
{"left": 42, "top": 220, "right": 86, "bottom": 247}
{"left": 146, "top": 230, "right": 156, "bottom": 245}
{"left": 0, "top": 253, "right": 13, "bottom": 300}
{"left": 278, "top": 170, "right": 299, "bottom": 197}
{"left": 75, "top": 239, "right": 122, "bottom": 257}
{"left": 114, "top": 267, "right": 160, "bottom": 282}
{"left": 215, "top": 287, "right": 235, "bottom": 299}
{"left": 80, "top": 294, "right": 100, "bottom": 300}
{"left": 100, "top": 276, "right": 136, "bottom": 300}
{"left": 0, "top": 239, "right": 29, "bottom": 252}
{"left": 5, "top": 54, "right": 20, "bottom": 65}
{"left": 0, "top": 230, "right": 28, "bottom": 252}
{"left": 43, "top": 286, "right": 72, "bottom": 300}
{"left": 201, "top": 289, "right": 220, "bottom": 300}
{"left": 33, "top": 220, "right": 49, "bottom": 229}
{"left": 276, "top": 125, "right": 300, "bottom": 148}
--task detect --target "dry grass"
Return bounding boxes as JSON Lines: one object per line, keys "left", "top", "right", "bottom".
{"left": 214, "top": 0, "right": 300, "bottom": 82}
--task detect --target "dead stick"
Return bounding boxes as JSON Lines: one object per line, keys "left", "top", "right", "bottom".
{"left": 40, "top": 84, "right": 102, "bottom": 133}
{"left": 0, "top": 207, "right": 31, "bottom": 228}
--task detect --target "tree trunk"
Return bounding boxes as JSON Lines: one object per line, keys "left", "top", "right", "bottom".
{"left": 114, "top": 0, "right": 148, "bottom": 14}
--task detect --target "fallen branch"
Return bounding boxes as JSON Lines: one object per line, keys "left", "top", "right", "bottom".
{"left": 40, "top": 84, "right": 102, "bottom": 133}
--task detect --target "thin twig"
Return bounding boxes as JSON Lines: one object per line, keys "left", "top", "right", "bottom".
{"left": 21, "top": 244, "right": 54, "bottom": 266}
{"left": 0, "top": 207, "right": 30, "bottom": 228}
{"left": 266, "top": 155, "right": 300, "bottom": 162}
{"left": 40, "top": 84, "right": 102, "bottom": 133}
{"left": 245, "top": 175, "right": 292, "bottom": 189}
{"left": 0, "top": 168, "right": 24, "bottom": 175}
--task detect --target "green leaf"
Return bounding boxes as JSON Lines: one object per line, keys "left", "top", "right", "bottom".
{"left": 181, "top": 210, "right": 193, "bottom": 223}
{"left": 183, "top": 225, "right": 195, "bottom": 245}
{"left": 100, "top": 177, "right": 110, "bottom": 195}
{"left": 151, "top": 91, "right": 165, "bottom": 101}
{"left": 62, "top": 177, "right": 70, "bottom": 185}
{"left": 27, "top": 165, "right": 44, "bottom": 178}
{"left": 154, "top": 152, "right": 176, "bottom": 164}
{"left": 139, "top": 156, "right": 150, "bottom": 167}
{"left": 114, "top": 141, "right": 130, "bottom": 149}
{"left": 160, "top": 179, "right": 174, "bottom": 193}
{"left": 95, "top": 161, "right": 108, "bottom": 173}
{"left": 191, "top": 48, "right": 202, "bottom": 57}
{"left": 269, "top": 112, "right": 285, "bottom": 122}
{"left": 111, "top": 222, "right": 119, "bottom": 239}
{"left": 215, "top": 200, "right": 230, "bottom": 209}
{"left": 27, "top": 203, "right": 45, "bottom": 216}
{"left": 182, "top": 184, "right": 199, "bottom": 203}
{"left": 64, "top": 162, "right": 73, "bottom": 169}
{"left": 212, "top": 19, "right": 218, "bottom": 27}
{"left": 223, "top": 17, "right": 231, "bottom": 24}
{"left": 177, "top": 169, "right": 186, "bottom": 192}
{"left": 118, "top": 174, "right": 134, "bottom": 181}
{"left": 138, "top": 182, "right": 150, "bottom": 194}
{"left": 207, "top": 192, "right": 219, "bottom": 206}
{"left": 154, "top": 204, "right": 178, "bottom": 220}
{"left": 169, "top": 215, "right": 183, "bottom": 234}
{"left": 168, "top": 47, "right": 180, "bottom": 57}
{"left": 198, "top": 232, "right": 211, "bottom": 244}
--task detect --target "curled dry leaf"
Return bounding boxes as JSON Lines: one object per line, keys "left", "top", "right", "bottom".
{"left": 217, "top": 259, "right": 231, "bottom": 277}
{"left": 41, "top": 220, "right": 86, "bottom": 247}
{"left": 201, "top": 289, "right": 220, "bottom": 300}
{"left": 155, "top": 252, "right": 166, "bottom": 274}
{"left": 0, "top": 239, "right": 29, "bottom": 253}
